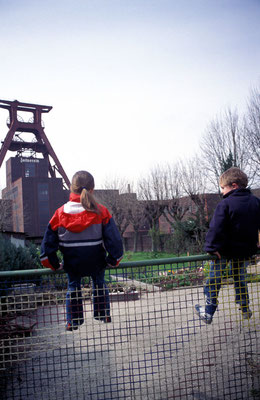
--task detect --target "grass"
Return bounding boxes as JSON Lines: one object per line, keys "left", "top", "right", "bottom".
{"left": 108, "top": 251, "right": 187, "bottom": 277}
{"left": 106, "top": 251, "right": 205, "bottom": 286}
{"left": 122, "top": 251, "right": 181, "bottom": 262}
{"left": 247, "top": 273, "right": 260, "bottom": 283}
{"left": 107, "top": 252, "right": 260, "bottom": 289}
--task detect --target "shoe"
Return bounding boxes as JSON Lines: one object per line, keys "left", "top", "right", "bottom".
{"left": 94, "top": 316, "right": 112, "bottom": 323}
{"left": 103, "top": 316, "right": 112, "bottom": 323}
{"left": 240, "top": 308, "right": 252, "bottom": 320}
{"left": 195, "top": 304, "right": 213, "bottom": 325}
{"left": 65, "top": 322, "right": 79, "bottom": 332}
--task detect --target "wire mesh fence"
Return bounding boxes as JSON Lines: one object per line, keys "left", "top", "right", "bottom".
{"left": 0, "top": 254, "right": 259, "bottom": 399}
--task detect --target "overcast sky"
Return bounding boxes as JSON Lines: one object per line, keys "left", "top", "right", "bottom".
{"left": 0, "top": 0, "right": 260, "bottom": 191}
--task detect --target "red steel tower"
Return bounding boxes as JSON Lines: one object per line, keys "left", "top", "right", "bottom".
{"left": 0, "top": 99, "right": 70, "bottom": 238}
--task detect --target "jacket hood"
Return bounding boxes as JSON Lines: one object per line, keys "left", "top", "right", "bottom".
{"left": 50, "top": 198, "right": 110, "bottom": 233}
{"left": 58, "top": 209, "right": 103, "bottom": 233}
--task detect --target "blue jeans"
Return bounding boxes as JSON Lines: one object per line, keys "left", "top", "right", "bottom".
{"left": 66, "top": 269, "right": 110, "bottom": 326}
{"left": 204, "top": 258, "right": 249, "bottom": 317}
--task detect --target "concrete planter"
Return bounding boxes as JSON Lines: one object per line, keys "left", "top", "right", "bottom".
{"left": 109, "top": 290, "right": 139, "bottom": 302}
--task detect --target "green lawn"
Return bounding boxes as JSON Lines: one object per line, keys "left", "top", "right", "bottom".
{"left": 122, "top": 251, "right": 181, "bottom": 262}
{"left": 106, "top": 251, "right": 198, "bottom": 281}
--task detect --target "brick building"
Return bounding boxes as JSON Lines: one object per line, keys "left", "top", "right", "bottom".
{"left": 0, "top": 198, "right": 13, "bottom": 231}
{"left": 122, "top": 193, "right": 222, "bottom": 252}
{"left": 2, "top": 156, "right": 68, "bottom": 239}
{"left": 1, "top": 156, "right": 259, "bottom": 250}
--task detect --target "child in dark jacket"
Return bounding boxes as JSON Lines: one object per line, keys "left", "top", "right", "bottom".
{"left": 195, "top": 167, "right": 260, "bottom": 324}
{"left": 40, "top": 170, "right": 123, "bottom": 331}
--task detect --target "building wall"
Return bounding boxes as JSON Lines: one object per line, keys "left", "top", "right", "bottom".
{"left": 2, "top": 159, "right": 260, "bottom": 247}
{"left": 10, "top": 235, "right": 25, "bottom": 248}
{"left": 2, "top": 179, "right": 24, "bottom": 232}
{"left": 123, "top": 232, "right": 152, "bottom": 252}
{"left": 2, "top": 157, "right": 69, "bottom": 237}
{"left": 5, "top": 157, "right": 48, "bottom": 183}
{"left": 0, "top": 231, "right": 26, "bottom": 248}
{"left": 0, "top": 199, "right": 13, "bottom": 231}
{"left": 21, "top": 177, "right": 68, "bottom": 236}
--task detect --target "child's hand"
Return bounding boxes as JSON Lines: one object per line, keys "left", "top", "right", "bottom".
{"left": 213, "top": 251, "right": 221, "bottom": 259}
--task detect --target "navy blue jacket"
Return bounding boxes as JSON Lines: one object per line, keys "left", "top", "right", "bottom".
{"left": 40, "top": 193, "right": 123, "bottom": 276}
{"left": 204, "top": 188, "right": 260, "bottom": 259}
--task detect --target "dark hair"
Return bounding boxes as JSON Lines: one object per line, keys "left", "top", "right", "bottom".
{"left": 71, "top": 170, "right": 100, "bottom": 213}
{"left": 219, "top": 167, "right": 248, "bottom": 188}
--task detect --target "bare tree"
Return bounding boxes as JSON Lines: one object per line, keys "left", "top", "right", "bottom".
{"left": 137, "top": 166, "right": 168, "bottom": 252}
{"left": 200, "top": 107, "right": 256, "bottom": 190}
{"left": 179, "top": 156, "right": 211, "bottom": 251}
{"left": 162, "top": 162, "right": 187, "bottom": 225}
{"left": 244, "top": 83, "right": 260, "bottom": 181}
{"left": 96, "top": 178, "right": 133, "bottom": 250}
{"left": 128, "top": 199, "right": 147, "bottom": 252}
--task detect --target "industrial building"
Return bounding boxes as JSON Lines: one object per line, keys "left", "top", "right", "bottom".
{"left": 0, "top": 99, "right": 69, "bottom": 240}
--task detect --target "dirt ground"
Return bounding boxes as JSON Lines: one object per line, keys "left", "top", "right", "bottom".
{"left": 1, "top": 281, "right": 259, "bottom": 400}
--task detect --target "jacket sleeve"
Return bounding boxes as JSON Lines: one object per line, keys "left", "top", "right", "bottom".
{"left": 102, "top": 216, "right": 123, "bottom": 267}
{"left": 40, "top": 223, "right": 60, "bottom": 271}
{"left": 204, "top": 201, "right": 228, "bottom": 254}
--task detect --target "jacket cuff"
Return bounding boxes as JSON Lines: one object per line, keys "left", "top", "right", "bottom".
{"left": 40, "top": 256, "right": 57, "bottom": 271}
{"left": 106, "top": 255, "right": 123, "bottom": 267}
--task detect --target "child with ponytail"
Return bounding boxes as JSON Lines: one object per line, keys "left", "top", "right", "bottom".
{"left": 40, "top": 170, "right": 123, "bottom": 331}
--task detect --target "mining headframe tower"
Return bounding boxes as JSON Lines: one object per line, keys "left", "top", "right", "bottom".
{"left": 0, "top": 99, "right": 70, "bottom": 239}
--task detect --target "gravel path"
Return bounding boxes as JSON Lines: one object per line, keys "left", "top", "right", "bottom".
{"left": 1, "top": 282, "right": 259, "bottom": 400}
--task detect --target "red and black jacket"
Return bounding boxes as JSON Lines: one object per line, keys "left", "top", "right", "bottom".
{"left": 40, "top": 193, "right": 123, "bottom": 275}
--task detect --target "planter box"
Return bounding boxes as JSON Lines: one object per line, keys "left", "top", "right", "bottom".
{"left": 109, "top": 291, "right": 139, "bottom": 302}
{"left": 11, "top": 283, "right": 36, "bottom": 294}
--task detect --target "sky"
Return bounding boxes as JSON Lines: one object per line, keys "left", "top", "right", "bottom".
{"left": 0, "top": 0, "right": 260, "bottom": 191}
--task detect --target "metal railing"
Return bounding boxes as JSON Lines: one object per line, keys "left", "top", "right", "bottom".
{"left": 0, "top": 254, "right": 259, "bottom": 399}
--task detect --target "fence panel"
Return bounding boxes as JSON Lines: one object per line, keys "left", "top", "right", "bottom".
{"left": 0, "top": 255, "right": 259, "bottom": 399}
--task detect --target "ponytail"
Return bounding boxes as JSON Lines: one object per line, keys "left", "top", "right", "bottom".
{"left": 71, "top": 171, "right": 100, "bottom": 214}
{"left": 80, "top": 188, "right": 100, "bottom": 214}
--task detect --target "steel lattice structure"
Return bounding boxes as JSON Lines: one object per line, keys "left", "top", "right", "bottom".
{"left": 0, "top": 99, "right": 70, "bottom": 190}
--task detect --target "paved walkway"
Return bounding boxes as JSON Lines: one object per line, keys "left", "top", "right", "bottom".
{"left": 2, "top": 282, "right": 259, "bottom": 400}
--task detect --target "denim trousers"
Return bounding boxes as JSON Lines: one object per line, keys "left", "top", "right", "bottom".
{"left": 66, "top": 268, "right": 110, "bottom": 325}
{"left": 204, "top": 258, "right": 249, "bottom": 316}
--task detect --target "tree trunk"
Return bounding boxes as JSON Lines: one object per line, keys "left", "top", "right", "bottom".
{"left": 133, "top": 231, "right": 138, "bottom": 253}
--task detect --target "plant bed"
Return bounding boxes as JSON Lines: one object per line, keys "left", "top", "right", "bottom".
{"left": 148, "top": 268, "right": 205, "bottom": 290}
{"left": 108, "top": 283, "right": 139, "bottom": 302}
